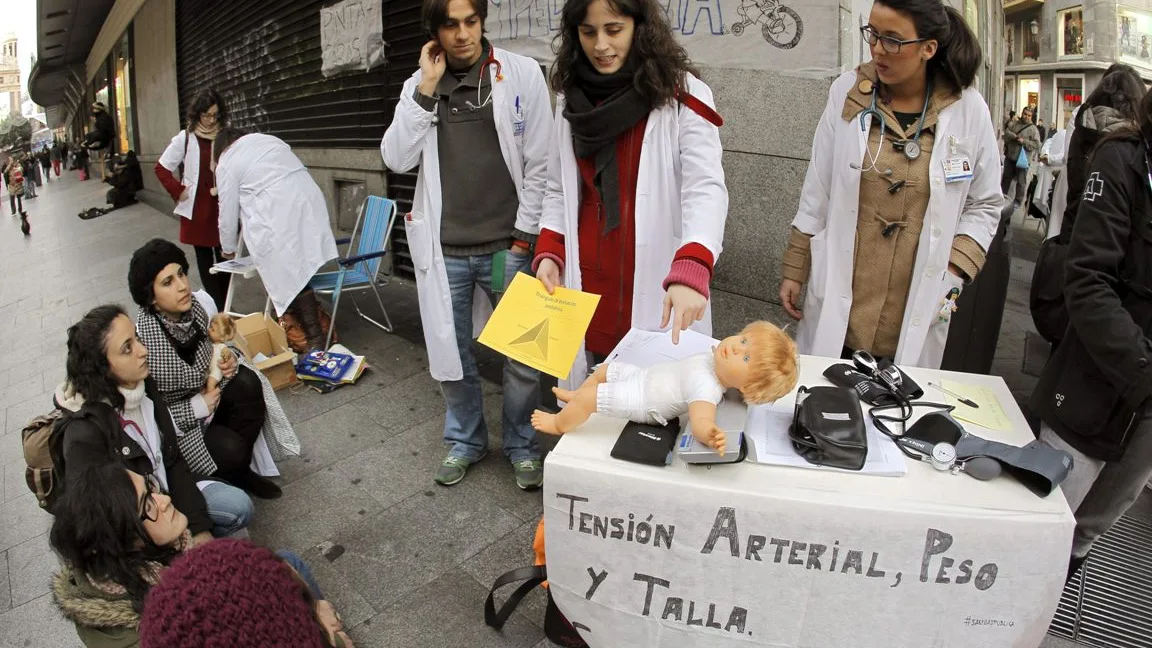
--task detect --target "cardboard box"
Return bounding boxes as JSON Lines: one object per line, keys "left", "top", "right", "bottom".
{"left": 233, "top": 313, "right": 297, "bottom": 390}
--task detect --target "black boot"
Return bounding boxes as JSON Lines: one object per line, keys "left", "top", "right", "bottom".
{"left": 291, "top": 289, "right": 327, "bottom": 351}
{"left": 228, "top": 469, "right": 282, "bottom": 499}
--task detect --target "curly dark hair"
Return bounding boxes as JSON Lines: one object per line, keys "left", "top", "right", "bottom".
{"left": 49, "top": 464, "right": 179, "bottom": 612}
{"left": 66, "top": 304, "right": 130, "bottom": 410}
{"left": 421, "top": 0, "right": 487, "bottom": 34}
{"left": 550, "top": 0, "right": 697, "bottom": 109}
{"left": 185, "top": 88, "right": 228, "bottom": 131}
{"left": 1084, "top": 64, "right": 1145, "bottom": 123}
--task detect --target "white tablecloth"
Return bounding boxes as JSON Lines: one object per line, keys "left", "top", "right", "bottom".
{"left": 542, "top": 355, "right": 1074, "bottom": 648}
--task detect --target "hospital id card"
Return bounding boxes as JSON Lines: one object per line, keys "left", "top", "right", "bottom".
{"left": 942, "top": 156, "right": 974, "bottom": 183}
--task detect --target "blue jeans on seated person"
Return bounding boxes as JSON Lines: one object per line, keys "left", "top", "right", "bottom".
{"left": 277, "top": 550, "right": 324, "bottom": 599}
{"left": 202, "top": 481, "right": 254, "bottom": 537}
{"left": 442, "top": 251, "right": 542, "bottom": 464}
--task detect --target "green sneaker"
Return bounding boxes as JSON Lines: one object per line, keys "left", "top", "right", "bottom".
{"left": 513, "top": 459, "right": 544, "bottom": 491}
{"left": 434, "top": 455, "right": 475, "bottom": 486}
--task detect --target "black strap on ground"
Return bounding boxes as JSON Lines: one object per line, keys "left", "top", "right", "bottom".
{"left": 484, "top": 564, "right": 547, "bottom": 630}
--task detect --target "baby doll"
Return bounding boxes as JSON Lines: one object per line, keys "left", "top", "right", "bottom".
{"left": 532, "top": 321, "right": 799, "bottom": 455}
{"left": 205, "top": 313, "right": 236, "bottom": 391}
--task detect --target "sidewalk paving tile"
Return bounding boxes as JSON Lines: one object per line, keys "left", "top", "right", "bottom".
{"left": 6, "top": 533, "right": 56, "bottom": 608}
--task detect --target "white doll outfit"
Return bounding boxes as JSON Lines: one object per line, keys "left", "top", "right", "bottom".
{"left": 208, "top": 343, "right": 228, "bottom": 384}
{"left": 597, "top": 353, "right": 725, "bottom": 425}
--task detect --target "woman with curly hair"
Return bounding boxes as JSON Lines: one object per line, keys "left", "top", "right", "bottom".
{"left": 155, "top": 89, "right": 231, "bottom": 312}
{"left": 533, "top": 0, "right": 729, "bottom": 387}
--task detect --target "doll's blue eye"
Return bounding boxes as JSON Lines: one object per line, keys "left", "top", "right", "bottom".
{"left": 743, "top": 355, "right": 750, "bottom": 362}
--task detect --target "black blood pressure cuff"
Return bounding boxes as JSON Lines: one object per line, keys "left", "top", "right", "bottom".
{"left": 789, "top": 386, "right": 868, "bottom": 471}
{"left": 823, "top": 363, "right": 923, "bottom": 406}
{"left": 611, "top": 419, "right": 681, "bottom": 466}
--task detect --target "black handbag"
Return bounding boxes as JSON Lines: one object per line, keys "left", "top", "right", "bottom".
{"left": 788, "top": 386, "right": 868, "bottom": 471}
{"left": 485, "top": 565, "right": 588, "bottom": 647}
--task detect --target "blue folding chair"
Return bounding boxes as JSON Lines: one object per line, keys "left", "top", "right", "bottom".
{"left": 309, "top": 196, "right": 398, "bottom": 350}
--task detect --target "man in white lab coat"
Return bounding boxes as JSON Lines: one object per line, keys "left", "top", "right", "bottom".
{"left": 212, "top": 128, "right": 338, "bottom": 349}
{"left": 381, "top": 0, "right": 552, "bottom": 489}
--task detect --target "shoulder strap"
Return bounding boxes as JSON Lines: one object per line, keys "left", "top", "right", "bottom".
{"left": 484, "top": 565, "right": 547, "bottom": 630}
{"left": 676, "top": 88, "right": 724, "bottom": 127}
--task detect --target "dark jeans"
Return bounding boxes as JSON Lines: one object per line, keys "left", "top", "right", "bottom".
{"left": 204, "top": 366, "right": 267, "bottom": 476}
{"left": 1001, "top": 156, "right": 1028, "bottom": 205}
{"left": 194, "top": 245, "right": 230, "bottom": 313}
{"left": 8, "top": 193, "right": 22, "bottom": 214}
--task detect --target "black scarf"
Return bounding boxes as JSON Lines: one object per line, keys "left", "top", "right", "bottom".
{"left": 152, "top": 308, "right": 206, "bottom": 366}
{"left": 563, "top": 56, "right": 651, "bottom": 233}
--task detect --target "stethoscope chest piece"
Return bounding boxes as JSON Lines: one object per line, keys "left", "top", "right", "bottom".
{"left": 897, "top": 139, "right": 922, "bottom": 161}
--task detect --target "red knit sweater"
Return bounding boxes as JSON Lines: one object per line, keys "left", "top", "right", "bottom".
{"left": 154, "top": 135, "right": 220, "bottom": 248}
{"left": 535, "top": 118, "right": 715, "bottom": 357}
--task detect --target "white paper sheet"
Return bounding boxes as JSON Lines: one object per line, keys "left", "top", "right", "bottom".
{"left": 606, "top": 328, "right": 718, "bottom": 367}
{"left": 745, "top": 403, "right": 908, "bottom": 476}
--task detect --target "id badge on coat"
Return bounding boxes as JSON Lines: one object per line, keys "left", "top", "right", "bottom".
{"left": 942, "top": 156, "right": 973, "bottom": 183}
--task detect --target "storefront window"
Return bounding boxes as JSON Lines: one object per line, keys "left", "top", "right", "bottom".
{"left": 113, "top": 31, "right": 135, "bottom": 152}
{"left": 1118, "top": 7, "right": 1152, "bottom": 66}
{"left": 1055, "top": 77, "right": 1084, "bottom": 130}
{"left": 1059, "top": 7, "right": 1085, "bottom": 57}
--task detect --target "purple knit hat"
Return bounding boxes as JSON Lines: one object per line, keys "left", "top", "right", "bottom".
{"left": 138, "top": 539, "right": 329, "bottom": 648}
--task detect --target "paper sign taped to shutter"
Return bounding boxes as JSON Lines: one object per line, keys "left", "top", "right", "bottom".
{"left": 321, "top": 0, "right": 388, "bottom": 77}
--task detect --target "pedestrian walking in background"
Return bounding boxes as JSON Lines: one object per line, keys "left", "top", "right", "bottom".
{"left": 1001, "top": 105, "right": 1040, "bottom": 209}
{"left": 381, "top": 0, "right": 552, "bottom": 489}
{"left": 779, "top": 0, "right": 1000, "bottom": 369}
{"left": 84, "top": 102, "right": 116, "bottom": 181}
{"left": 4, "top": 157, "right": 25, "bottom": 216}
{"left": 51, "top": 141, "right": 62, "bottom": 176}
{"left": 1031, "top": 88, "right": 1152, "bottom": 582}
{"left": 38, "top": 148, "right": 52, "bottom": 183}
{"left": 155, "top": 89, "right": 231, "bottom": 312}
{"left": 212, "top": 128, "right": 339, "bottom": 350}
{"left": 22, "top": 156, "right": 38, "bottom": 199}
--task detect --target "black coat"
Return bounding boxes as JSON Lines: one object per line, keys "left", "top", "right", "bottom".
{"left": 1030, "top": 135, "right": 1152, "bottom": 461}
{"left": 49, "top": 378, "right": 213, "bottom": 535}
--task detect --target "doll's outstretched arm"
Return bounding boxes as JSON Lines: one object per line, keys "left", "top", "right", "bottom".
{"left": 688, "top": 400, "right": 726, "bottom": 454}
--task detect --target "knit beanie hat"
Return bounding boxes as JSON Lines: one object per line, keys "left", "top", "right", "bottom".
{"left": 128, "top": 238, "right": 189, "bottom": 307}
{"left": 138, "top": 539, "right": 328, "bottom": 648}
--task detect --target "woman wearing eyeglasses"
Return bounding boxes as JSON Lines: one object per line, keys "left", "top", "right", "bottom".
{"left": 50, "top": 304, "right": 253, "bottom": 543}
{"left": 155, "top": 89, "right": 231, "bottom": 312}
{"left": 778, "top": 0, "right": 1001, "bottom": 369}
{"left": 49, "top": 465, "right": 195, "bottom": 648}
{"left": 50, "top": 467, "right": 348, "bottom": 648}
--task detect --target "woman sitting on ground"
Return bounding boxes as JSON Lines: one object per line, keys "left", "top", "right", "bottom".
{"left": 49, "top": 465, "right": 196, "bottom": 647}
{"left": 51, "top": 304, "right": 252, "bottom": 539}
{"left": 128, "top": 238, "right": 297, "bottom": 499}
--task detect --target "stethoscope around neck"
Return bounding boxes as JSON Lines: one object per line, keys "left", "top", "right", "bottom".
{"left": 430, "top": 48, "right": 505, "bottom": 127}
{"left": 857, "top": 78, "right": 932, "bottom": 169}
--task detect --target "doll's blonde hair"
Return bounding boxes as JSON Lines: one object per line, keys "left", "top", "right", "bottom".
{"left": 738, "top": 321, "right": 799, "bottom": 404}
{"left": 208, "top": 313, "right": 236, "bottom": 344}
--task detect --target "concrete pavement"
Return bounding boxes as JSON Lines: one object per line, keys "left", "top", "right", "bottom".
{"left": 0, "top": 171, "right": 1136, "bottom": 647}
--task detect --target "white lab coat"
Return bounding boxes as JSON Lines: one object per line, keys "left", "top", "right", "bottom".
{"left": 381, "top": 48, "right": 553, "bottom": 381}
{"left": 1031, "top": 129, "right": 1067, "bottom": 220}
{"left": 1046, "top": 105, "right": 1080, "bottom": 240}
{"left": 793, "top": 70, "right": 1002, "bottom": 369}
{"left": 156, "top": 130, "right": 201, "bottom": 219}
{"left": 543, "top": 74, "right": 728, "bottom": 388}
{"left": 215, "top": 134, "right": 338, "bottom": 317}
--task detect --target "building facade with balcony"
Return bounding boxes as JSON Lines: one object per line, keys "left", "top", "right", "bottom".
{"left": 1003, "top": 0, "right": 1152, "bottom": 134}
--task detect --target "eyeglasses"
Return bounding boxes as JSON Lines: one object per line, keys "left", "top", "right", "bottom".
{"left": 138, "top": 474, "right": 164, "bottom": 523}
{"left": 201, "top": 111, "right": 219, "bottom": 121}
{"left": 860, "top": 26, "right": 928, "bottom": 54}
